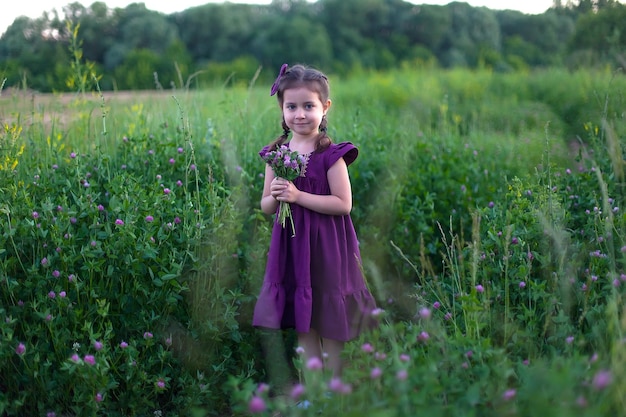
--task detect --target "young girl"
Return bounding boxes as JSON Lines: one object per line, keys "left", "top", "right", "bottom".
{"left": 253, "top": 64, "right": 377, "bottom": 378}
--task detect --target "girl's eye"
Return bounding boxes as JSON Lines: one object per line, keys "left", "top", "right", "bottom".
{"left": 305, "top": 104, "right": 313, "bottom": 109}
{"left": 286, "top": 105, "right": 295, "bottom": 110}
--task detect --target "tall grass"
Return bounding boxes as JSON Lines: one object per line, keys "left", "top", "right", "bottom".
{"left": 0, "top": 66, "right": 625, "bottom": 416}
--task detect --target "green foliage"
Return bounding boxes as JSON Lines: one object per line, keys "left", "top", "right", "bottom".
{"left": 1, "top": 66, "right": 625, "bottom": 416}
{"left": 1, "top": 0, "right": 625, "bottom": 92}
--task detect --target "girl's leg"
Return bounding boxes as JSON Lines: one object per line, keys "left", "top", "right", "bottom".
{"left": 297, "top": 329, "right": 323, "bottom": 362}
{"left": 321, "top": 338, "right": 345, "bottom": 377}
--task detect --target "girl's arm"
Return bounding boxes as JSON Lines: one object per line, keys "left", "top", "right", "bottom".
{"left": 260, "top": 164, "right": 279, "bottom": 214}
{"left": 276, "top": 158, "right": 353, "bottom": 216}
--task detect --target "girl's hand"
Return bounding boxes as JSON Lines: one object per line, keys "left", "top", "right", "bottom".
{"left": 271, "top": 177, "right": 299, "bottom": 203}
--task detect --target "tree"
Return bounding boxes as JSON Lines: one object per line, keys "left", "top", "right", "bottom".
{"left": 438, "top": 2, "right": 501, "bottom": 67}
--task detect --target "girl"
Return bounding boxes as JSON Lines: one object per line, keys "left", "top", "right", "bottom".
{"left": 253, "top": 64, "right": 377, "bottom": 378}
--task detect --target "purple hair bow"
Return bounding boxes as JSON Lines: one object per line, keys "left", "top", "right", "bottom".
{"left": 270, "top": 63, "right": 288, "bottom": 96}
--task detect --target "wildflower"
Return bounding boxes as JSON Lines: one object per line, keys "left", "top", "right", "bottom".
{"left": 613, "top": 279, "right": 620, "bottom": 287}
{"left": 248, "top": 396, "right": 266, "bottom": 413}
{"left": 176, "top": 180, "right": 183, "bottom": 187}
{"left": 41, "top": 257, "right": 48, "bottom": 266}
{"left": 371, "top": 308, "right": 384, "bottom": 317}
{"left": 177, "top": 147, "right": 184, "bottom": 154}
{"left": 290, "top": 383, "right": 305, "bottom": 400}
{"left": 47, "top": 412, "right": 56, "bottom": 417}
{"left": 190, "top": 164, "right": 196, "bottom": 171}
{"left": 566, "top": 336, "right": 574, "bottom": 344}
{"left": 306, "top": 356, "right": 323, "bottom": 371}
{"left": 519, "top": 281, "right": 526, "bottom": 289}
{"left": 52, "top": 270, "right": 60, "bottom": 278}
{"left": 444, "top": 312, "right": 452, "bottom": 321}
{"left": 97, "top": 204, "right": 104, "bottom": 211}
{"left": 396, "top": 369, "right": 408, "bottom": 381}
{"left": 70, "top": 217, "right": 77, "bottom": 224}
{"left": 144, "top": 332, "right": 153, "bottom": 339}
{"left": 295, "top": 346, "right": 305, "bottom": 355}
{"left": 592, "top": 370, "right": 613, "bottom": 390}
{"left": 502, "top": 389, "right": 516, "bottom": 401}
{"left": 576, "top": 395, "right": 588, "bottom": 407}
{"left": 70, "top": 152, "right": 77, "bottom": 158}
{"left": 95, "top": 392, "right": 103, "bottom": 402}
{"left": 488, "top": 201, "right": 494, "bottom": 208}
{"left": 418, "top": 331, "right": 430, "bottom": 343}
{"left": 174, "top": 216, "right": 181, "bottom": 224}
{"left": 32, "top": 211, "right": 39, "bottom": 219}
{"left": 327, "top": 378, "right": 352, "bottom": 394}
{"left": 59, "top": 291, "right": 66, "bottom": 298}
{"left": 375, "top": 352, "right": 387, "bottom": 360}
{"left": 145, "top": 215, "right": 154, "bottom": 222}
{"left": 163, "top": 188, "right": 171, "bottom": 195}
{"left": 15, "top": 343, "right": 26, "bottom": 355}
{"left": 475, "top": 284, "right": 484, "bottom": 293}
{"left": 46, "top": 314, "right": 53, "bottom": 321}
{"left": 48, "top": 291, "right": 56, "bottom": 299}
{"left": 84, "top": 355, "right": 96, "bottom": 366}
{"left": 93, "top": 341, "right": 103, "bottom": 351}
{"left": 256, "top": 383, "right": 270, "bottom": 395}
{"left": 157, "top": 379, "right": 166, "bottom": 389}
{"left": 399, "top": 354, "right": 410, "bottom": 362}
{"left": 465, "top": 350, "right": 473, "bottom": 358}
{"left": 72, "top": 342, "right": 81, "bottom": 351}
{"left": 165, "top": 337, "right": 172, "bottom": 346}
{"left": 115, "top": 219, "right": 124, "bottom": 226}
{"left": 370, "top": 367, "right": 382, "bottom": 379}
{"left": 68, "top": 274, "right": 76, "bottom": 282}
{"left": 511, "top": 237, "right": 519, "bottom": 245}
{"left": 361, "top": 343, "right": 374, "bottom": 353}
{"left": 119, "top": 341, "right": 128, "bottom": 349}
{"left": 328, "top": 377, "right": 344, "bottom": 392}
{"left": 419, "top": 307, "right": 431, "bottom": 320}
{"left": 169, "top": 158, "right": 175, "bottom": 164}
{"left": 71, "top": 354, "right": 80, "bottom": 363}
{"left": 433, "top": 301, "right": 441, "bottom": 309}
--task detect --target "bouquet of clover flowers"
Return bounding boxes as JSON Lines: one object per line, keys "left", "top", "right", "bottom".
{"left": 261, "top": 144, "right": 307, "bottom": 236}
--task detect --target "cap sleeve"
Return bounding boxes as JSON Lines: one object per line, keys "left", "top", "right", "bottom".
{"left": 326, "top": 142, "right": 358, "bottom": 169}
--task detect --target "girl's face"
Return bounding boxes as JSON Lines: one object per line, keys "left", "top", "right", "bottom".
{"left": 281, "top": 87, "right": 331, "bottom": 141}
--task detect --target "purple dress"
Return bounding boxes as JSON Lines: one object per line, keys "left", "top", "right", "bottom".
{"left": 252, "top": 141, "right": 377, "bottom": 342}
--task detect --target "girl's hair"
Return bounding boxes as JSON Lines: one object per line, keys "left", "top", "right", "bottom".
{"left": 269, "top": 64, "right": 332, "bottom": 152}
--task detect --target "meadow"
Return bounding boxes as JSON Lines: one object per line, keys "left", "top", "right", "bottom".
{"left": 1, "top": 66, "right": 625, "bottom": 416}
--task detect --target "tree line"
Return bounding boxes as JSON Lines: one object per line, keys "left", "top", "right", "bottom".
{"left": 0, "top": 0, "right": 625, "bottom": 93}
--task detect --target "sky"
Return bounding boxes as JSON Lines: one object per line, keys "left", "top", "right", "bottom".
{"left": 1, "top": 0, "right": 558, "bottom": 36}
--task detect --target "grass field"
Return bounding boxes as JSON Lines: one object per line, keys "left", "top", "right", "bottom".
{"left": 1, "top": 67, "right": 625, "bottom": 416}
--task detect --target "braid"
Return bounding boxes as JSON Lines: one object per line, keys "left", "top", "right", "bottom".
{"left": 316, "top": 114, "right": 332, "bottom": 151}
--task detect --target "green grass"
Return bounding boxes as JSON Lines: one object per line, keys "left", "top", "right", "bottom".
{"left": 1, "top": 67, "right": 625, "bottom": 416}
